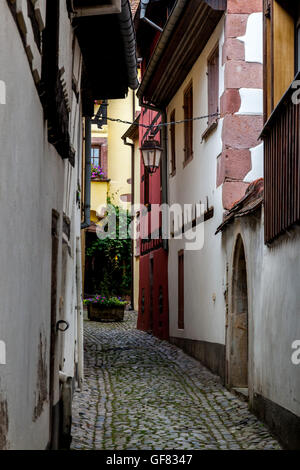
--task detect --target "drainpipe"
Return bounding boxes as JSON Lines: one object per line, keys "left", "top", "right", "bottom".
{"left": 76, "top": 236, "right": 84, "bottom": 390}
{"left": 122, "top": 140, "right": 135, "bottom": 309}
{"left": 81, "top": 116, "right": 91, "bottom": 230}
{"left": 139, "top": 99, "right": 169, "bottom": 251}
{"left": 140, "top": 0, "right": 163, "bottom": 32}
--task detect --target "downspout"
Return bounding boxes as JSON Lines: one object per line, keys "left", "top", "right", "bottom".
{"left": 122, "top": 133, "right": 135, "bottom": 310}
{"left": 76, "top": 236, "right": 84, "bottom": 390}
{"left": 140, "top": 0, "right": 163, "bottom": 32}
{"left": 139, "top": 100, "right": 168, "bottom": 251}
{"left": 81, "top": 116, "right": 91, "bottom": 229}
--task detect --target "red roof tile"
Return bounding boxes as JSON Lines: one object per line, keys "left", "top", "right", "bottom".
{"left": 216, "top": 178, "right": 264, "bottom": 234}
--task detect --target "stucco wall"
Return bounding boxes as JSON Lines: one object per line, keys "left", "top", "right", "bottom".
{"left": 222, "top": 214, "right": 300, "bottom": 421}
{"left": 167, "top": 19, "right": 226, "bottom": 347}
{"left": 0, "top": 1, "right": 83, "bottom": 449}
{"left": 107, "top": 93, "right": 133, "bottom": 208}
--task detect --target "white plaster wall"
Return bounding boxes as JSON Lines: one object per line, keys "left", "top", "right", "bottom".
{"left": 0, "top": 2, "right": 83, "bottom": 449}
{"left": 167, "top": 19, "right": 226, "bottom": 345}
{"left": 223, "top": 216, "right": 300, "bottom": 419}
{"left": 238, "top": 12, "right": 263, "bottom": 64}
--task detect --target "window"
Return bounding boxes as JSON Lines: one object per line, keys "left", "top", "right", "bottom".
{"left": 183, "top": 83, "right": 193, "bottom": 163}
{"left": 178, "top": 250, "right": 184, "bottom": 329}
{"left": 91, "top": 146, "right": 101, "bottom": 166}
{"left": 207, "top": 45, "right": 219, "bottom": 126}
{"left": 170, "top": 109, "right": 176, "bottom": 175}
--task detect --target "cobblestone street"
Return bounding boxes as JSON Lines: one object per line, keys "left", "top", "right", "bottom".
{"left": 71, "top": 312, "right": 281, "bottom": 450}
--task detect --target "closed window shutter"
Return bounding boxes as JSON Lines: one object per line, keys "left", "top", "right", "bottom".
{"left": 208, "top": 45, "right": 219, "bottom": 125}
{"left": 184, "top": 84, "right": 193, "bottom": 161}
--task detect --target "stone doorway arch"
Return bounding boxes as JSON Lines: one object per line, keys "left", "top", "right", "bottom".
{"left": 228, "top": 235, "right": 249, "bottom": 390}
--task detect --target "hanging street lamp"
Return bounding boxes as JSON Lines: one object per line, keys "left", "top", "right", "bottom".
{"left": 140, "top": 134, "right": 163, "bottom": 174}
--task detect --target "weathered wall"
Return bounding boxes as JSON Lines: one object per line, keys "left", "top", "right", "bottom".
{"left": 220, "top": 1, "right": 264, "bottom": 208}
{"left": 222, "top": 214, "right": 300, "bottom": 448}
{"left": 0, "top": 1, "right": 83, "bottom": 449}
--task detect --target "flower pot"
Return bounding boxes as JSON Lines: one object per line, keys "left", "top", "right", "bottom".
{"left": 88, "top": 303, "right": 125, "bottom": 322}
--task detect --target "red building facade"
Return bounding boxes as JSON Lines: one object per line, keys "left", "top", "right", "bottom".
{"left": 137, "top": 107, "right": 169, "bottom": 340}
{"left": 135, "top": 1, "right": 173, "bottom": 340}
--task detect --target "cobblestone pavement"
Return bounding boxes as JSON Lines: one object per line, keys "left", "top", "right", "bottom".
{"left": 71, "top": 312, "right": 281, "bottom": 450}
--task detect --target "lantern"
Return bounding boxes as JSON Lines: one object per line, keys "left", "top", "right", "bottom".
{"left": 140, "top": 134, "right": 163, "bottom": 174}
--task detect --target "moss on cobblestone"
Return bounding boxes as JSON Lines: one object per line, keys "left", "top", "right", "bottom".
{"left": 71, "top": 312, "right": 281, "bottom": 451}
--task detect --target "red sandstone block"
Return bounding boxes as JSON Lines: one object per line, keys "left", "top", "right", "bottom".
{"left": 222, "top": 181, "right": 249, "bottom": 210}
{"left": 217, "top": 149, "right": 251, "bottom": 187}
{"left": 227, "top": 0, "right": 263, "bottom": 14}
{"left": 225, "top": 14, "right": 249, "bottom": 38}
{"left": 220, "top": 89, "right": 241, "bottom": 116}
{"left": 225, "top": 61, "right": 263, "bottom": 89}
{"left": 222, "top": 115, "right": 264, "bottom": 149}
{"left": 222, "top": 38, "right": 245, "bottom": 63}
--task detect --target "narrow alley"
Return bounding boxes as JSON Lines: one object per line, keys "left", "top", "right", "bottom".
{"left": 71, "top": 313, "right": 281, "bottom": 451}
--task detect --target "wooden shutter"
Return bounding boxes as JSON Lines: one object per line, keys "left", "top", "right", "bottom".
{"left": 208, "top": 45, "right": 219, "bottom": 125}
{"left": 184, "top": 83, "right": 193, "bottom": 162}
{"left": 262, "top": 0, "right": 300, "bottom": 243}
{"left": 178, "top": 250, "right": 184, "bottom": 329}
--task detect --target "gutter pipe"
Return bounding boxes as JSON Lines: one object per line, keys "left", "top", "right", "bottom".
{"left": 76, "top": 236, "right": 84, "bottom": 390}
{"left": 137, "top": 0, "right": 188, "bottom": 102}
{"left": 81, "top": 116, "right": 91, "bottom": 230}
{"left": 122, "top": 134, "right": 135, "bottom": 310}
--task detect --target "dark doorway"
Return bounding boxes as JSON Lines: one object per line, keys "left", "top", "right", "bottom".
{"left": 229, "top": 236, "right": 248, "bottom": 389}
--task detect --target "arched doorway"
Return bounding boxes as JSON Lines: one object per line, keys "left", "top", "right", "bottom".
{"left": 229, "top": 235, "right": 249, "bottom": 389}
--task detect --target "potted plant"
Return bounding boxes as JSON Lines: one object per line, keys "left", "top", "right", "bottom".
{"left": 91, "top": 164, "right": 106, "bottom": 181}
{"left": 84, "top": 295, "right": 127, "bottom": 322}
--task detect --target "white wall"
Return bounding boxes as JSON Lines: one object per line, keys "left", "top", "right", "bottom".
{"left": 223, "top": 216, "right": 300, "bottom": 419}
{"left": 167, "top": 19, "right": 226, "bottom": 345}
{"left": 0, "top": 1, "right": 83, "bottom": 449}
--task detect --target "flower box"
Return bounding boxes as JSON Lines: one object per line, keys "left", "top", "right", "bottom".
{"left": 88, "top": 303, "right": 125, "bottom": 322}
{"left": 84, "top": 295, "right": 127, "bottom": 322}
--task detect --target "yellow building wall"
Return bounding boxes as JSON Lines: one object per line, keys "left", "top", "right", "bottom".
{"left": 107, "top": 92, "right": 134, "bottom": 209}
{"left": 91, "top": 91, "right": 136, "bottom": 210}
{"left": 90, "top": 180, "right": 109, "bottom": 222}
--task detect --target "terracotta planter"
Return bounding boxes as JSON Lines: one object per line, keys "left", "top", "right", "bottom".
{"left": 88, "top": 303, "right": 125, "bottom": 322}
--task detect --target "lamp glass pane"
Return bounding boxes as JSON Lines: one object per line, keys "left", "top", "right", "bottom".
{"left": 155, "top": 149, "right": 162, "bottom": 167}
{"left": 148, "top": 150, "right": 155, "bottom": 167}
